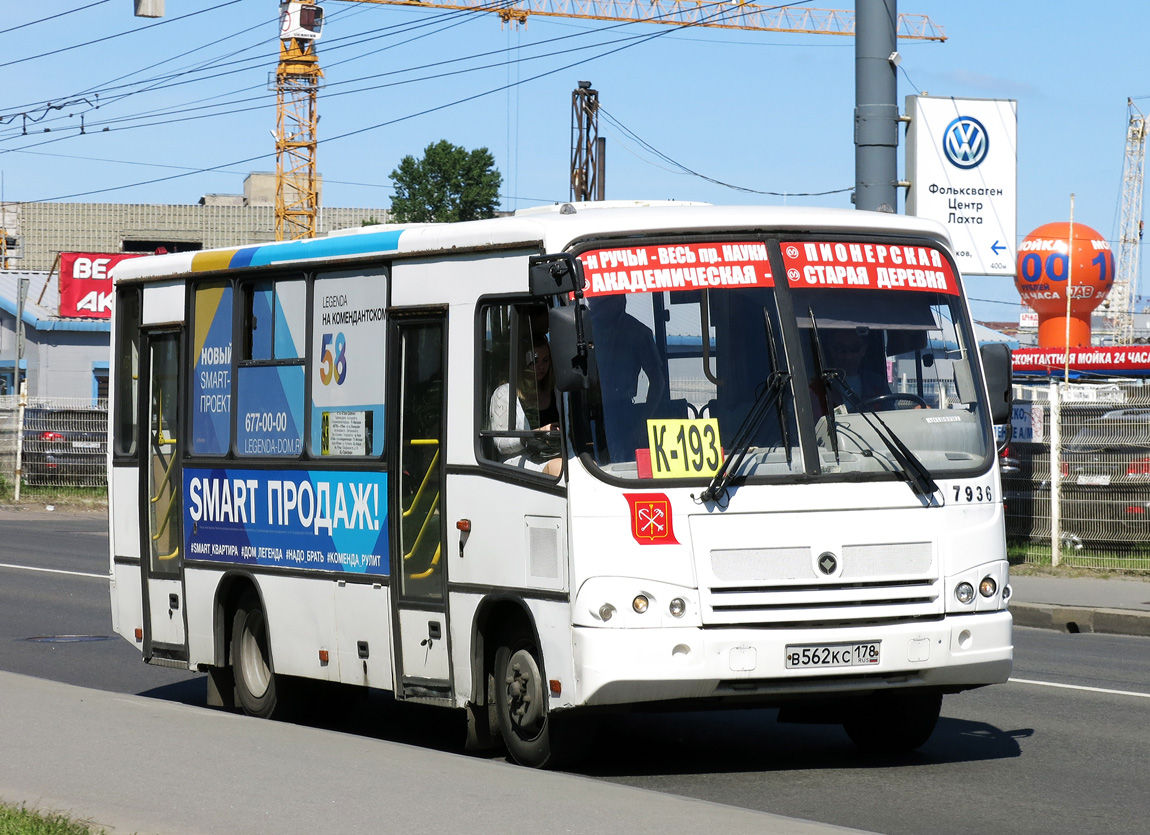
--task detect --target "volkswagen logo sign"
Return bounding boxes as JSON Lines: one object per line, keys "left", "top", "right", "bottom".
{"left": 817, "top": 552, "right": 838, "bottom": 576}
{"left": 943, "top": 115, "right": 988, "bottom": 170}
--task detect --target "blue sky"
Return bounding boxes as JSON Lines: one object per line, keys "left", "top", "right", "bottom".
{"left": 2, "top": 1, "right": 1145, "bottom": 323}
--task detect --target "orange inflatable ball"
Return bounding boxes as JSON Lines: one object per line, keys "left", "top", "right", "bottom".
{"left": 1015, "top": 221, "right": 1114, "bottom": 347}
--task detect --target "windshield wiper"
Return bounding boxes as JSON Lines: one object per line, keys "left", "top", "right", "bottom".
{"left": 699, "top": 309, "right": 792, "bottom": 504}
{"left": 808, "top": 310, "right": 939, "bottom": 500}
{"left": 807, "top": 308, "right": 841, "bottom": 463}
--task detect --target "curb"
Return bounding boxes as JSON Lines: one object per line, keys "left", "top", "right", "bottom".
{"left": 1010, "top": 602, "right": 1150, "bottom": 638}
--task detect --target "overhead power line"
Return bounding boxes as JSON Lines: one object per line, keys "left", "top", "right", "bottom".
{"left": 599, "top": 106, "right": 851, "bottom": 197}
{"left": 33, "top": 0, "right": 735, "bottom": 201}
{"left": 0, "top": 3, "right": 501, "bottom": 139}
{"left": 0, "top": 0, "right": 247, "bottom": 70}
{"left": 5, "top": 0, "right": 113, "bottom": 35}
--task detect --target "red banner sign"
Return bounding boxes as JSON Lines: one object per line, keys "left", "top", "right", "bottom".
{"left": 1012, "top": 347, "right": 1150, "bottom": 374}
{"left": 58, "top": 253, "right": 145, "bottom": 319}
{"left": 779, "top": 241, "right": 958, "bottom": 295}
{"left": 578, "top": 242, "right": 773, "bottom": 297}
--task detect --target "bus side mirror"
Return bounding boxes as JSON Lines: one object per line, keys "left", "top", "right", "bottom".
{"left": 549, "top": 304, "right": 596, "bottom": 392}
{"left": 980, "top": 342, "right": 1013, "bottom": 425}
{"left": 529, "top": 254, "right": 583, "bottom": 297}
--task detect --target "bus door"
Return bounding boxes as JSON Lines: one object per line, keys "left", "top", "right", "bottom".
{"left": 140, "top": 330, "right": 187, "bottom": 659}
{"left": 389, "top": 313, "right": 451, "bottom": 699}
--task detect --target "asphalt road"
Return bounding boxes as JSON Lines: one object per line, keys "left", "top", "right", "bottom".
{"left": 2, "top": 510, "right": 1149, "bottom": 835}
{"left": 0, "top": 510, "right": 201, "bottom": 700}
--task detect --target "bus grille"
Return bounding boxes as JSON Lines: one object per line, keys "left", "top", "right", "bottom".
{"left": 701, "top": 542, "right": 940, "bottom": 626}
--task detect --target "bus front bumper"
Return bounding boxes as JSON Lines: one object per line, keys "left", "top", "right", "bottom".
{"left": 568, "top": 611, "right": 1012, "bottom": 708}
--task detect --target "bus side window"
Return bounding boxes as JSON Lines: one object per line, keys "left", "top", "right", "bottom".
{"left": 236, "top": 278, "right": 306, "bottom": 458}
{"left": 191, "top": 282, "right": 234, "bottom": 456}
{"left": 242, "top": 279, "right": 305, "bottom": 362}
{"left": 478, "top": 302, "right": 560, "bottom": 478}
{"left": 113, "top": 288, "right": 141, "bottom": 457}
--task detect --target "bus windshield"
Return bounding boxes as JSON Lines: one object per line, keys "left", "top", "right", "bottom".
{"left": 573, "top": 237, "right": 992, "bottom": 484}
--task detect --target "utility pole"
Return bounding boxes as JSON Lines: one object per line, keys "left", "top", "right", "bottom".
{"left": 13, "top": 276, "right": 29, "bottom": 501}
{"left": 854, "top": 0, "right": 900, "bottom": 213}
{"left": 571, "top": 81, "right": 605, "bottom": 203}
{"left": 1, "top": 173, "right": 8, "bottom": 269}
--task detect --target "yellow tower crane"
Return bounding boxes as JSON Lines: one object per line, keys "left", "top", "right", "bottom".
{"left": 277, "top": 2, "right": 326, "bottom": 241}
{"left": 276, "top": 1, "right": 946, "bottom": 239}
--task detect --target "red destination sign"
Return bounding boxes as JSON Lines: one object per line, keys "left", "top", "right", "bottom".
{"left": 578, "top": 242, "right": 773, "bottom": 297}
{"left": 779, "top": 241, "right": 958, "bottom": 295}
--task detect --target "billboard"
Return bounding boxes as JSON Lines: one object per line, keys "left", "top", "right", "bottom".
{"left": 58, "top": 253, "right": 146, "bottom": 319}
{"left": 905, "top": 96, "right": 1017, "bottom": 277}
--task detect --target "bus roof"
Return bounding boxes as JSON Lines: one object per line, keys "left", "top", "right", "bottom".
{"left": 111, "top": 203, "right": 953, "bottom": 284}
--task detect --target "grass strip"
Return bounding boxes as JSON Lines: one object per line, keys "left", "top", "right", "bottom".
{"left": 0, "top": 803, "right": 105, "bottom": 835}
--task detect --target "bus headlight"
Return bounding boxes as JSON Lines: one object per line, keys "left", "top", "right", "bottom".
{"left": 598, "top": 604, "right": 616, "bottom": 621}
{"left": 979, "top": 577, "right": 998, "bottom": 598}
{"left": 955, "top": 582, "right": 975, "bottom": 605}
{"left": 669, "top": 598, "right": 686, "bottom": 618}
{"left": 632, "top": 595, "right": 650, "bottom": 614}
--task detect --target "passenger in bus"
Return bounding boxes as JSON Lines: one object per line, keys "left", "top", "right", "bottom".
{"left": 811, "top": 328, "right": 890, "bottom": 416}
{"left": 588, "top": 294, "right": 666, "bottom": 461}
{"left": 488, "top": 331, "right": 563, "bottom": 476}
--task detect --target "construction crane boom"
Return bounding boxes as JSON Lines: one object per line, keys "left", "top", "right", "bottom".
{"left": 1110, "top": 99, "right": 1148, "bottom": 344}
{"left": 331, "top": 1, "right": 945, "bottom": 40}
{"left": 271, "top": 2, "right": 945, "bottom": 239}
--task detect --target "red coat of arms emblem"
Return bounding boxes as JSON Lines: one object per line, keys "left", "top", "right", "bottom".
{"left": 624, "top": 493, "right": 679, "bottom": 545}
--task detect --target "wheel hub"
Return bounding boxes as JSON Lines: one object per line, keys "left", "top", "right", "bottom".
{"left": 505, "top": 648, "right": 543, "bottom": 728}
{"left": 239, "top": 620, "right": 270, "bottom": 697}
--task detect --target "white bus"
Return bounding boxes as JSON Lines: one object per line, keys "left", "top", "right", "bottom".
{"left": 108, "top": 203, "right": 1014, "bottom": 767}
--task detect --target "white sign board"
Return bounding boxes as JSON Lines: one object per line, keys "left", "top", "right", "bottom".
{"left": 310, "top": 268, "right": 387, "bottom": 457}
{"left": 1010, "top": 403, "right": 1044, "bottom": 444}
{"left": 905, "top": 96, "right": 1017, "bottom": 277}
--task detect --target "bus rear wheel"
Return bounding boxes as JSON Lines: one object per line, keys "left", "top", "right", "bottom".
{"left": 842, "top": 691, "right": 942, "bottom": 754}
{"left": 231, "top": 593, "right": 280, "bottom": 719}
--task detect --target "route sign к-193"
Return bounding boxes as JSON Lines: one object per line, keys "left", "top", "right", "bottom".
{"left": 905, "top": 95, "right": 1017, "bottom": 277}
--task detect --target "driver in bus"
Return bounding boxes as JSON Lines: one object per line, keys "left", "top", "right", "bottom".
{"left": 488, "top": 330, "right": 563, "bottom": 477}
{"left": 811, "top": 328, "right": 890, "bottom": 416}
{"left": 588, "top": 294, "right": 666, "bottom": 461}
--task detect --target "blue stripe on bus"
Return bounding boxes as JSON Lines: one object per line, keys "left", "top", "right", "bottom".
{"left": 229, "top": 247, "right": 259, "bottom": 269}
{"left": 242, "top": 229, "right": 405, "bottom": 268}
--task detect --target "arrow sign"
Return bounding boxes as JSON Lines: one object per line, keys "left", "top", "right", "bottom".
{"left": 991, "top": 240, "right": 1006, "bottom": 255}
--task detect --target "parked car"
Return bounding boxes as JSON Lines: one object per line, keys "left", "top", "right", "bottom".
{"left": 1059, "top": 409, "right": 1150, "bottom": 547}
{"left": 21, "top": 406, "right": 107, "bottom": 487}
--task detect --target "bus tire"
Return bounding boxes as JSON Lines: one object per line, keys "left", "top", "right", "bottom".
{"left": 842, "top": 691, "right": 942, "bottom": 754}
{"left": 494, "top": 631, "right": 554, "bottom": 768}
{"left": 231, "top": 593, "right": 279, "bottom": 719}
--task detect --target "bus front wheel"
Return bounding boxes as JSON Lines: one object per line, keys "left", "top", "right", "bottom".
{"left": 842, "top": 691, "right": 942, "bottom": 754}
{"left": 231, "top": 593, "right": 279, "bottom": 719}
{"left": 494, "top": 632, "right": 554, "bottom": 768}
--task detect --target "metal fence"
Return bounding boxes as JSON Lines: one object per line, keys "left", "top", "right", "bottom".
{"left": 1006, "top": 381, "right": 1150, "bottom": 570}
{"left": 6, "top": 381, "right": 1149, "bottom": 568}
{"left": 0, "top": 395, "right": 108, "bottom": 492}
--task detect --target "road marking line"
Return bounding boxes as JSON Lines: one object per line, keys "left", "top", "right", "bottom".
{"left": 1010, "top": 677, "right": 1150, "bottom": 699}
{"left": 0, "top": 562, "right": 108, "bottom": 580}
